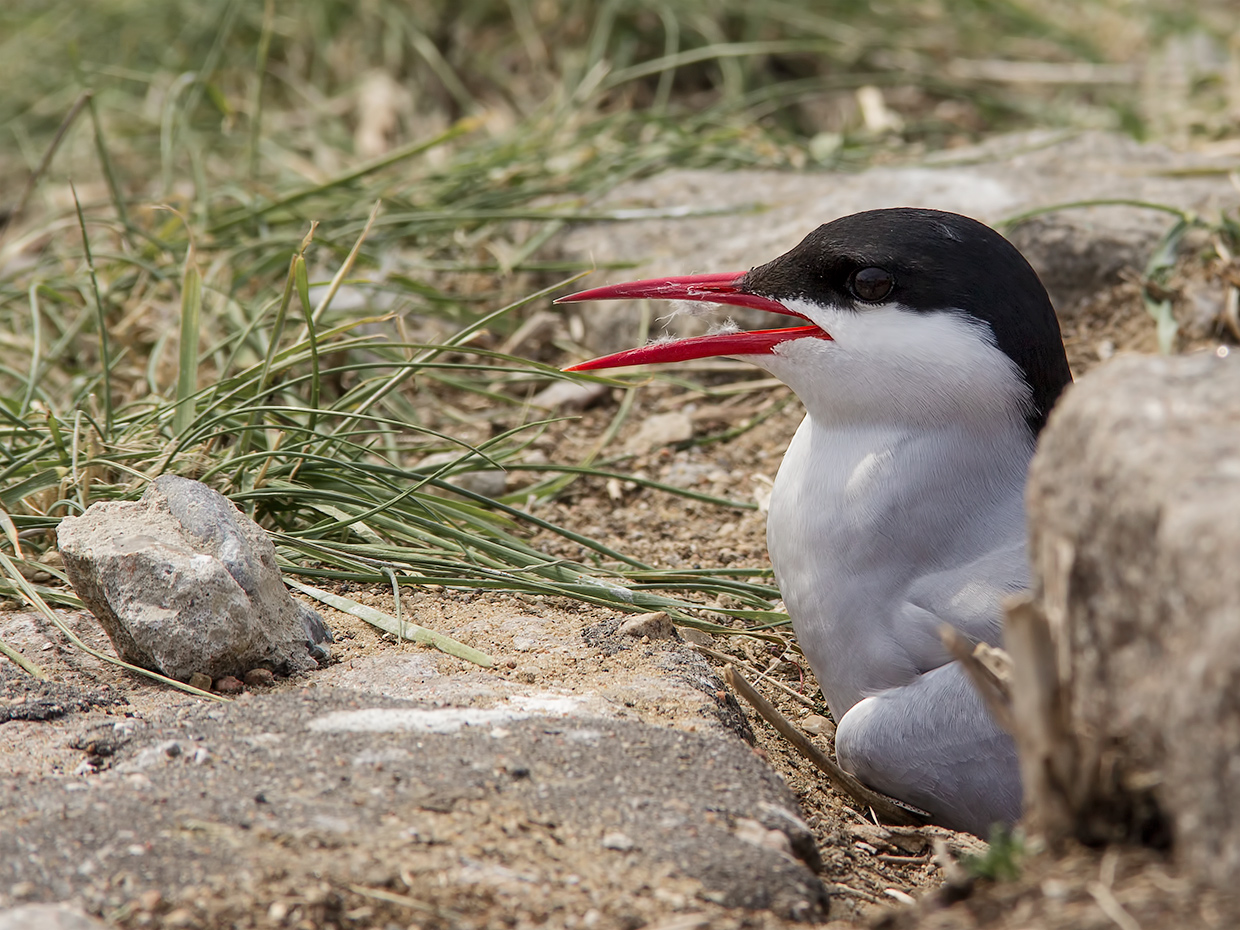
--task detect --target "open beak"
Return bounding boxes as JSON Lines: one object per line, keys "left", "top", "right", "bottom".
{"left": 554, "top": 272, "right": 832, "bottom": 372}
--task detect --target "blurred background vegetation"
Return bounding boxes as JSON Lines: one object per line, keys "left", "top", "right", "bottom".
{"left": 0, "top": 0, "right": 1237, "bottom": 641}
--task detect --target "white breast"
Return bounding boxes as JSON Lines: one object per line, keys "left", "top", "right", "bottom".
{"left": 767, "top": 414, "right": 1031, "bottom": 717}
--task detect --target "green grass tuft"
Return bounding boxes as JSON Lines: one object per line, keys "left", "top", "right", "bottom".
{"left": 0, "top": 0, "right": 1237, "bottom": 676}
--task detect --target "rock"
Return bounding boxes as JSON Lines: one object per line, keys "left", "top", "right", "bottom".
{"left": 601, "top": 830, "right": 635, "bottom": 851}
{"left": 1019, "top": 350, "right": 1240, "bottom": 888}
{"left": 617, "top": 611, "right": 678, "bottom": 640}
{"left": 68, "top": 721, "right": 136, "bottom": 757}
{"left": 624, "top": 411, "right": 693, "bottom": 456}
{"left": 57, "top": 476, "right": 332, "bottom": 682}
{"left": 188, "top": 672, "right": 212, "bottom": 692}
{"left": 0, "top": 905, "right": 109, "bottom": 930}
{"left": 800, "top": 714, "right": 835, "bottom": 737}
{"left": 214, "top": 676, "right": 244, "bottom": 694}
{"left": 417, "top": 451, "right": 507, "bottom": 498}
{"left": 530, "top": 380, "right": 610, "bottom": 411}
{"left": 0, "top": 691, "right": 830, "bottom": 922}
{"left": 553, "top": 132, "right": 1238, "bottom": 354}
{"left": 244, "top": 668, "right": 275, "bottom": 687}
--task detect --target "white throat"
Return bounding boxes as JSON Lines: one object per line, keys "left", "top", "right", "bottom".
{"left": 754, "top": 300, "right": 1034, "bottom": 432}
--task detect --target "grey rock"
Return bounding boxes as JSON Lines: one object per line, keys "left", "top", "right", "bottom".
{"left": 417, "top": 451, "right": 507, "bottom": 498}
{"left": 0, "top": 690, "right": 829, "bottom": 922}
{"left": 624, "top": 411, "right": 693, "bottom": 455}
{"left": 57, "top": 475, "right": 331, "bottom": 681}
{"left": 553, "top": 132, "right": 1237, "bottom": 353}
{"left": 600, "top": 830, "right": 635, "bottom": 851}
{"left": 0, "top": 905, "right": 109, "bottom": 930}
{"left": 618, "top": 611, "right": 678, "bottom": 640}
{"left": 529, "top": 379, "right": 610, "bottom": 411}
{"left": 1022, "top": 350, "right": 1240, "bottom": 887}
{"left": 801, "top": 714, "right": 835, "bottom": 737}
{"left": 68, "top": 720, "right": 137, "bottom": 757}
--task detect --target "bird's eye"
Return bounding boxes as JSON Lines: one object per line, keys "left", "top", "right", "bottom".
{"left": 849, "top": 267, "right": 895, "bottom": 302}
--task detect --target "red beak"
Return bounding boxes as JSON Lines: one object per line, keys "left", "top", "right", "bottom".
{"left": 554, "top": 272, "right": 831, "bottom": 372}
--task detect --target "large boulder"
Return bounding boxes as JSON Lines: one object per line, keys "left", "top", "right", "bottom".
{"left": 1017, "top": 350, "right": 1240, "bottom": 886}
{"left": 58, "top": 476, "right": 331, "bottom": 681}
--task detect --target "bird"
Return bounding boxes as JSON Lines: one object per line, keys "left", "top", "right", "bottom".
{"left": 554, "top": 208, "right": 1073, "bottom": 836}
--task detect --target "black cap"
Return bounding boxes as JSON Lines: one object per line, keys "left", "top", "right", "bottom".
{"left": 740, "top": 208, "right": 1072, "bottom": 435}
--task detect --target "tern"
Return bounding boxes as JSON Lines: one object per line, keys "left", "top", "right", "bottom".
{"left": 556, "top": 208, "right": 1072, "bottom": 836}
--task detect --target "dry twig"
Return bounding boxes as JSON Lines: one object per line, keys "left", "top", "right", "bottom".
{"left": 723, "top": 664, "right": 930, "bottom": 826}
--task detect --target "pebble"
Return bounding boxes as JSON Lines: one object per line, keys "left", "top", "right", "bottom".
{"left": 679, "top": 627, "right": 713, "bottom": 646}
{"left": 214, "top": 676, "right": 244, "bottom": 695}
{"left": 529, "top": 380, "right": 609, "bottom": 412}
{"left": 600, "top": 831, "right": 635, "bottom": 851}
{"left": 618, "top": 611, "right": 677, "bottom": 641}
{"left": 188, "top": 672, "right": 212, "bottom": 692}
{"left": 624, "top": 411, "right": 693, "bottom": 456}
{"left": 243, "top": 668, "right": 275, "bottom": 687}
{"left": 801, "top": 714, "right": 835, "bottom": 737}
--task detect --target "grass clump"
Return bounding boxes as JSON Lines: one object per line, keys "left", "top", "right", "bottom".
{"left": 964, "top": 826, "right": 1027, "bottom": 882}
{"left": 0, "top": 0, "right": 1237, "bottom": 674}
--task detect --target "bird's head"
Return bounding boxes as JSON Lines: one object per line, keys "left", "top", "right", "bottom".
{"left": 558, "top": 208, "right": 1072, "bottom": 436}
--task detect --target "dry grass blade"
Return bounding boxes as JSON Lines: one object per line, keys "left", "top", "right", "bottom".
{"left": 723, "top": 664, "right": 930, "bottom": 826}
{"left": 173, "top": 244, "right": 203, "bottom": 437}
{"left": 940, "top": 624, "right": 1016, "bottom": 734}
{"left": 1, "top": 90, "right": 91, "bottom": 239}
{"left": 288, "top": 579, "right": 494, "bottom": 668}
{"left": 692, "top": 643, "right": 817, "bottom": 709}
{"left": 0, "top": 638, "right": 46, "bottom": 680}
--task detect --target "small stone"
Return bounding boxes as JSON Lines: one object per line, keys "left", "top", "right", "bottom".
{"left": 679, "top": 627, "right": 713, "bottom": 646}
{"left": 617, "top": 611, "right": 676, "bottom": 640}
{"left": 529, "top": 380, "right": 609, "bottom": 412}
{"left": 624, "top": 412, "right": 693, "bottom": 456}
{"left": 513, "top": 669, "right": 538, "bottom": 684}
{"left": 188, "top": 672, "right": 212, "bottom": 692}
{"left": 601, "top": 831, "right": 635, "bottom": 851}
{"left": 801, "top": 714, "right": 835, "bottom": 737}
{"left": 267, "top": 901, "right": 290, "bottom": 922}
{"left": 243, "top": 668, "right": 275, "bottom": 687}
{"left": 734, "top": 817, "right": 793, "bottom": 856}
{"left": 136, "top": 890, "right": 162, "bottom": 912}
{"left": 446, "top": 470, "right": 507, "bottom": 498}
{"left": 1042, "top": 878, "right": 1068, "bottom": 899}
{"left": 57, "top": 475, "right": 332, "bottom": 681}
{"left": 214, "top": 676, "right": 244, "bottom": 694}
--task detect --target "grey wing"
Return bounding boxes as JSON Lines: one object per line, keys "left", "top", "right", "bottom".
{"left": 894, "top": 539, "right": 1030, "bottom": 674}
{"left": 834, "top": 660, "right": 1020, "bottom": 836}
